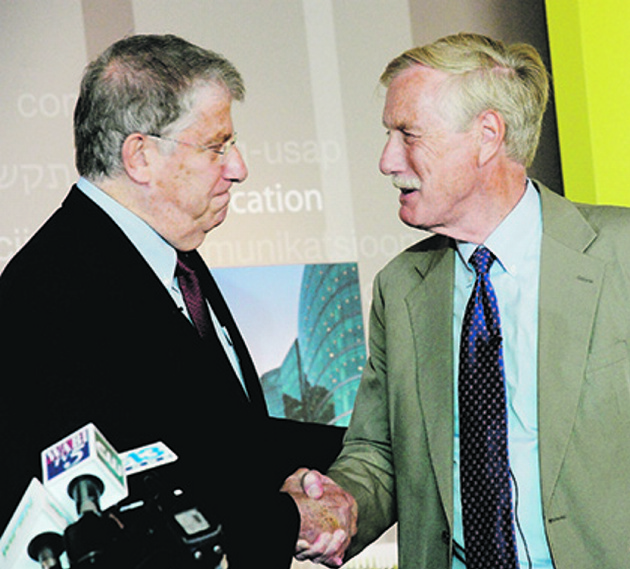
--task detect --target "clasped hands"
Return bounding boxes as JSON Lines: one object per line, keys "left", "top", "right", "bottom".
{"left": 281, "top": 468, "right": 358, "bottom": 567}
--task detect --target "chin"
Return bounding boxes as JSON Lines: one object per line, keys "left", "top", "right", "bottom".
{"left": 399, "top": 207, "right": 419, "bottom": 226}
{"left": 399, "top": 211, "right": 431, "bottom": 232}
{"left": 177, "top": 228, "right": 207, "bottom": 251}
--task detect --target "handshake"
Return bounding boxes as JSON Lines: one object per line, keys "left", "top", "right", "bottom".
{"left": 281, "top": 468, "right": 358, "bottom": 567}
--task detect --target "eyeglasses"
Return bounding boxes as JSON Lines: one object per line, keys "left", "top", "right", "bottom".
{"left": 146, "top": 132, "right": 238, "bottom": 159}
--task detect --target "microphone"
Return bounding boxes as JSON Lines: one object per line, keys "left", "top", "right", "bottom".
{"left": 0, "top": 478, "right": 71, "bottom": 569}
{"left": 3, "top": 425, "right": 222, "bottom": 568}
{"left": 28, "top": 532, "right": 65, "bottom": 568}
{"left": 40, "top": 423, "right": 127, "bottom": 519}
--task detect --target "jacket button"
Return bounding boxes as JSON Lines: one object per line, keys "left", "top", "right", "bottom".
{"left": 441, "top": 530, "right": 450, "bottom": 544}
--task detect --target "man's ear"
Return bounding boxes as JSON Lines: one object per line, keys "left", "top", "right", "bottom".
{"left": 476, "top": 109, "right": 506, "bottom": 167}
{"left": 121, "top": 133, "right": 153, "bottom": 184}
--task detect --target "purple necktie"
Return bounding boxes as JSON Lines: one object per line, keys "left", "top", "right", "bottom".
{"left": 176, "top": 251, "right": 213, "bottom": 338}
{"left": 458, "top": 246, "right": 519, "bottom": 568}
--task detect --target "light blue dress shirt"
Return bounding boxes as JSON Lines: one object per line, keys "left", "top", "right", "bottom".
{"left": 76, "top": 177, "right": 247, "bottom": 395}
{"left": 452, "top": 181, "right": 553, "bottom": 568}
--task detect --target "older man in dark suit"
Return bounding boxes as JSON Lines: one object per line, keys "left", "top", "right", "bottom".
{"left": 0, "top": 34, "right": 343, "bottom": 569}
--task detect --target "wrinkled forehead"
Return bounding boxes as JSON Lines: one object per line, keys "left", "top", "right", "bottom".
{"left": 382, "top": 65, "right": 451, "bottom": 128}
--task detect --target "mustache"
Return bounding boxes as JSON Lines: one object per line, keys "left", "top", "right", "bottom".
{"left": 391, "top": 175, "right": 421, "bottom": 190}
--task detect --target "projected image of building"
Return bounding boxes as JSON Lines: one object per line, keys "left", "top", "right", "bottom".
{"left": 261, "top": 263, "right": 365, "bottom": 426}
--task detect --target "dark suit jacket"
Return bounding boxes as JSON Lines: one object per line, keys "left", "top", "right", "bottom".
{"left": 0, "top": 187, "right": 344, "bottom": 567}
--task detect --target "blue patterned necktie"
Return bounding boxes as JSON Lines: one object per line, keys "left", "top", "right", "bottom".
{"left": 458, "top": 246, "right": 519, "bottom": 568}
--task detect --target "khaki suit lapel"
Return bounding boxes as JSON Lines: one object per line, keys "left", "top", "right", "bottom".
{"left": 536, "top": 185, "right": 604, "bottom": 507}
{"left": 405, "top": 242, "right": 456, "bottom": 524}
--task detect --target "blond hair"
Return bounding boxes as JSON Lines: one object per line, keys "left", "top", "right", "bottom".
{"left": 381, "top": 33, "right": 549, "bottom": 167}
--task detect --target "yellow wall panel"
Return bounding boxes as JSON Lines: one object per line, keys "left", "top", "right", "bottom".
{"left": 546, "top": 0, "right": 630, "bottom": 205}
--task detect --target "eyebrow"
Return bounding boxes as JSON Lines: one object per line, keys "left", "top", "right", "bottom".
{"left": 383, "top": 109, "right": 413, "bottom": 129}
{"left": 202, "top": 131, "right": 233, "bottom": 146}
{"left": 383, "top": 118, "right": 418, "bottom": 134}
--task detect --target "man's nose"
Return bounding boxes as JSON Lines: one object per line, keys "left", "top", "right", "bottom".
{"left": 379, "top": 134, "right": 404, "bottom": 176}
{"left": 223, "top": 146, "right": 248, "bottom": 183}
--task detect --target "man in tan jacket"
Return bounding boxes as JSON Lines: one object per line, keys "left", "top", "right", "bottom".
{"left": 284, "top": 32, "right": 630, "bottom": 569}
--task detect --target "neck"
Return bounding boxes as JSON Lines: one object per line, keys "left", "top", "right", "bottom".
{"left": 440, "top": 163, "right": 528, "bottom": 244}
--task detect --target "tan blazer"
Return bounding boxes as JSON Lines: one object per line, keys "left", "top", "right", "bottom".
{"left": 329, "top": 182, "right": 630, "bottom": 568}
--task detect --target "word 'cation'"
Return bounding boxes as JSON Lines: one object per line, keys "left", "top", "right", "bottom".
{"left": 231, "top": 184, "right": 323, "bottom": 214}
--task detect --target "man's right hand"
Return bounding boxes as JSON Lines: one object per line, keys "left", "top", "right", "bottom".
{"left": 281, "top": 468, "right": 357, "bottom": 567}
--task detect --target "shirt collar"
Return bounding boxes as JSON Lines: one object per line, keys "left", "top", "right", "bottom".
{"left": 77, "top": 177, "right": 177, "bottom": 288}
{"left": 456, "top": 179, "right": 542, "bottom": 275}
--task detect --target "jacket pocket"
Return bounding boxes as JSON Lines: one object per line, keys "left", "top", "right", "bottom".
{"left": 583, "top": 340, "right": 630, "bottom": 426}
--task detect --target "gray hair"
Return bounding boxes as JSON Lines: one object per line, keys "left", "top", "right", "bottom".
{"left": 74, "top": 34, "right": 245, "bottom": 179}
{"left": 381, "top": 33, "right": 549, "bottom": 167}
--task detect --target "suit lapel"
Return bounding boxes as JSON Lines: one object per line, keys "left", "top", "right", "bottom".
{"left": 405, "top": 241, "right": 456, "bottom": 523}
{"left": 536, "top": 185, "right": 604, "bottom": 507}
{"left": 188, "top": 250, "right": 268, "bottom": 414}
{"left": 206, "top": 269, "right": 269, "bottom": 413}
